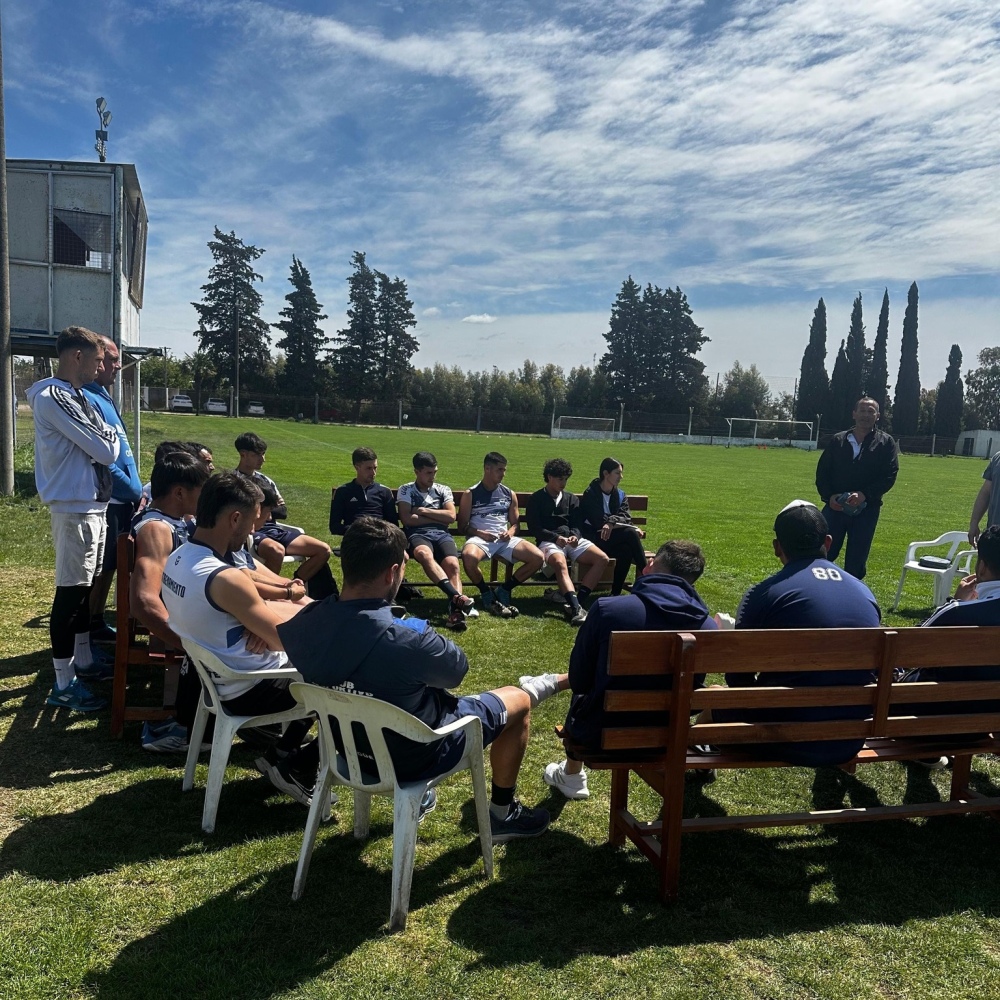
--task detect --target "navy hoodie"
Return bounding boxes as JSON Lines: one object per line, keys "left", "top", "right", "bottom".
{"left": 277, "top": 598, "right": 468, "bottom": 779}
{"left": 566, "top": 573, "right": 716, "bottom": 748}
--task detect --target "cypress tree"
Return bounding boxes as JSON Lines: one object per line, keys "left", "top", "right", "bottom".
{"left": 795, "top": 298, "right": 830, "bottom": 423}
{"left": 869, "top": 289, "right": 891, "bottom": 422}
{"left": 933, "top": 344, "right": 964, "bottom": 440}
{"left": 845, "top": 292, "right": 865, "bottom": 416}
{"left": 893, "top": 282, "right": 921, "bottom": 436}
{"left": 828, "top": 340, "right": 851, "bottom": 429}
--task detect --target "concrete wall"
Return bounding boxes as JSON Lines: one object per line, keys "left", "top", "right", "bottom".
{"left": 552, "top": 428, "right": 817, "bottom": 450}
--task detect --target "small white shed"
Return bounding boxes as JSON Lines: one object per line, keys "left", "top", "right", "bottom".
{"left": 955, "top": 429, "right": 998, "bottom": 459}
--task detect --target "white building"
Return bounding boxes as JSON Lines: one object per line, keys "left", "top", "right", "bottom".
{"left": 955, "top": 429, "right": 999, "bottom": 459}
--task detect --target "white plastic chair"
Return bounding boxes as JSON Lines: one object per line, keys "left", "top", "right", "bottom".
{"left": 891, "top": 531, "right": 977, "bottom": 610}
{"left": 289, "top": 682, "right": 494, "bottom": 932}
{"left": 180, "top": 638, "right": 310, "bottom": 834}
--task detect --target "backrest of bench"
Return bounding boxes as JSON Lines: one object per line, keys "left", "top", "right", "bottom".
{"left": 600, "top": 627, "right": 1000, "bottom": 753}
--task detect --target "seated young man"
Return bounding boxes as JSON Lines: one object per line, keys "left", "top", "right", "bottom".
{"left": 329, "top": 446, "right": 398, "bottom": 535}
{"left": 159, "top": 472, "right": 316, "bottom": 803}
{"left": 525, "top": 457, "right": 610, "bottom": 626}
{"left": 396, "top": 451, "right": 476, "bottom": 632}
{"left": 277, "top": 516, "right": 550, "bottom": 842}
{"left": 519, "top": 540, "right": 716, "bottom": 800}
{"left": 458, "top": 451, "right": 543, "bottom": 618}
{"left": 236, "top": 431, "right": 337, "bottom": 599}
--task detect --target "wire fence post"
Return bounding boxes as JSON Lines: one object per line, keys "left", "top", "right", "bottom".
{"left": 314, "top": 393, "right": 319, "bottom": 424}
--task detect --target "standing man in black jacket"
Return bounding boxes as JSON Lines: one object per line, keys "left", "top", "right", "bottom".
{"left": 815, "top": 396, "right": 898, "bottom": 581}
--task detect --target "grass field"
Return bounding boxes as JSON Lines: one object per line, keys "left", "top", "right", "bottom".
{"left": 2, "top": 413, "right": 998, "bottom": 1000}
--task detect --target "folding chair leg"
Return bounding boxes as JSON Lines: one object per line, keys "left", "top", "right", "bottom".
{"left": 891, "top": 568, "right": 907, "bottom": 612}
{"left": 389, "top": 788, "right": 424, "bottom": 932}
{"left": 182, "top": 702, "right": 211, "bottom": 792}
{"left": 353, "top": 790, "right": 373, "bottom": 839}
{"left": 292, "top": 767, "right": 334, "bottom": 901}
{"left": 467, "top": 751, "right": 494, "bottom": 877}
{"left": 201, "top": 718, "right": 238, "bottom": 834}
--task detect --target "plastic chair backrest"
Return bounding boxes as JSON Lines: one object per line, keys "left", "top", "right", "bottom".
{"left": 182, "top": 641, "right": 232, "bottom": 716}
{"left": 290, "top": 682, "right": 444, "bottom": 795}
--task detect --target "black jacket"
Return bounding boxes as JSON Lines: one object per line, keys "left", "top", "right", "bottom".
{"left": 329, "top": 481, "right": 398, "bottom": 535}
{"left": 815, "top": 428, "right": 898, "bottom": 506}
{"left": 579, "top": 477, "right": 633, "bottom": 540}
{"left": 525, "top": 487, "right": 583, "bottom": 543}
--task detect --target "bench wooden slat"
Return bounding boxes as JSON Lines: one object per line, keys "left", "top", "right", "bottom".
{"left": 603, "top": 690, "right": 673, "bottom": 712}
{"left": 692, "top": 628, "right": 888, "bottom": 672}
{"left": 690, "top": 685, "right": 878, "bottom": 709}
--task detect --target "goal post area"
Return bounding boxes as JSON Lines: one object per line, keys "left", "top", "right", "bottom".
{"left": 724, "top": 416, "right": 814, "bottom": 446}
{"left": 552, "top": 414, "right": 619, "bottom": 439}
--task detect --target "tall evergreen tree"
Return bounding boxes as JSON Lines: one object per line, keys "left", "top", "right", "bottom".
{"left": 845, "top": 292, "right": 865, "bottom": 418}
{"left": 599, "top": 277, "right": 646, "bottom": 408}
{"left": 795, "top": 297, "right": 830, "bottom": 422}
{"left": 191, "top": 228, "right": 271, "bottom": 389}
{"left": 641, "top": 283, "right": 709, "bottom": 411}
{"left": 273, "top": 256, "right": 328, "bottom": 397}
{"left": 828, "top": 340, "right": 851, "bottom": 429}
{"left": 373, "top": 271, "right": 419, "bottom": 399}
{"left": 933, "top": 344, "right": 963, "bottom": 440}
{"left": 965, "top": 346, "right": 1000, "bottom": 430}
{"left": 869, "top": 289, "right": 891, "bottom": 421}
{"left": 893, "top": 281, "right": 921, "bottom": 436}
{"left": 331, "top": 251, "right": 379, "bottom": 420}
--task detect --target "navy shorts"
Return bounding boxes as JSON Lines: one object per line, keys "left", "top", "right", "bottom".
{"left": 407, "top": 692, "right": 508, "bottom": 781}
{"left": 102, "top": 501, "right": 136, "bottom": 573}
{"left": 408, "top": 528, "right": 458, "bottom": 561}
{"left": 253, "top": 523, "right": 304, "bottom": 550}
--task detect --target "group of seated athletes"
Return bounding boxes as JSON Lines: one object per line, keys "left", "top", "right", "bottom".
{"left": 127, "top": 435, "right": 1000, "bottom": 834}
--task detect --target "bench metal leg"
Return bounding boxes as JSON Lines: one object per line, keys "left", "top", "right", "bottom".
{"left": 609, "top": 770, "right": 629, "bottom": 846}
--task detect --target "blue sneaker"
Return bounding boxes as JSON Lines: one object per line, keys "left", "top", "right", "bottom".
{"left": 75, "top": 648, "right": 115, "bottom": 682}
{"left": 481, "top": 590, "right": 511, "bottom": 618}
{"left": 494, "top": 587, "right": 520, "bottom": 618}
{"left": 90, "top": 621, "right": 117, "bottom": 644}
{"left": 141, "top": 719, "right": 211, "bottom": 754}
{"left": 47, "top": 677, "right": 108, "bottom": 713}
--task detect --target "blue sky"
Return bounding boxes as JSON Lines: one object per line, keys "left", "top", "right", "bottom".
{"left": 5, "top": 0, "right": 998, "bottom": 391}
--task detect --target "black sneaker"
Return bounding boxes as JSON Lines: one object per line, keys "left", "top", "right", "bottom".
{"left": 418, "top": 787, "right": 437, "bottom": 824}
{"left": 446, "top": 597, "right": 468, "bottom": 632}
{"left": 489, "top": 800, "right": 550, "bottom": 843}
{"left": 255, "top": 754, "right": 314, "bottom": 807}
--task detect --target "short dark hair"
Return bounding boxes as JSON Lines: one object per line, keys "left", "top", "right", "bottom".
{"left": 150, "top": 451, "right": 211, "bottom": 500}
{"left": 340, "top": 516, "right": 406, "bottom": 585}
{"left": 599, "top": 456, "right": 623, "bottom": 478}
{"left": 652, "top": 540, "right": 706, "bottom": 583}
{"left": 195, "top": 471, "right": 263, "bottom": 528}
{"left": 543, "top": 458, "right": 573, "bottom": 481}
{"left": 352, "top": 447, "right": 377, "bottom": 466}
{"left": 774, "top": 502, "right": 829, "bottom": 561}
{"left": 484, "top": 451, "right": 507, "bottom": 467}
{"left": 257, "top": 480, "right": 280, "bottom": 509}
{"left": 186, "top": 441, "right": 212, "bottom": 459}
{"left": 235, "top": 431, "right": 267, "bottom": 455}
{"left": 977, "top": 525, "right": 1000, "bottom": 576}
{"left": 154, "top": 439, "right": 199, "bottom": 465}
{"left": 57, "top": 326, "right": 103, "bottom": 354}
{"left": 413, "top": 451, "right": 437, "bottom": 470}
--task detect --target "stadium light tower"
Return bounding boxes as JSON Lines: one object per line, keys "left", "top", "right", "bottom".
{"left": 94, "top": 97, "right": 112, "bottom": 162}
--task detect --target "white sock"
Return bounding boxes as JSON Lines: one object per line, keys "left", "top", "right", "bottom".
{"left": 53, "top": 657, "right": 75, "bottom": 689}
{"left": 74, "top": 632, "right": 94, "bottom": 668}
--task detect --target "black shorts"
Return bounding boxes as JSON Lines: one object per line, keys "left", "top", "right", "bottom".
{"left": 102, "top": 501, "right": 136, "bottom": 573}
{"left": 253, "top": 523, "right": 305, "bottom": 550}
{"left": 408, "top": 528, "right": 458, "bottom": 561}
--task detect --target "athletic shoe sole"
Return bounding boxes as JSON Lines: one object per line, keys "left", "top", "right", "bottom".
{"left": 255, "top": 756, "right": 313, "bottom": 806}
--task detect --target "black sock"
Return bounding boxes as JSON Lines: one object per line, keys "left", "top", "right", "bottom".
{"left": 477, "top": 583, "right": 492, "bottom": 597}
{"left": 491, "top": 782, "right": 515, "bottom": 814}
{"left": 436, "top": 578, "right": 459, "bottom": 599}
{"left": 565, "top": 592, "right": 581, "bottom": 612}
{"left": 504, "top": 577, "right": 520, "bottom": 595}
{"left": 578, "top": 586, "right": 592, "bottom": 601}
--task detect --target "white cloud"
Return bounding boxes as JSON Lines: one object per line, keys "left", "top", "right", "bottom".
{"left": 461, "top": 314, "right": 498, "bottom": 324}
{"left": 421, "top": 307, "right": 441, "bottom": 318}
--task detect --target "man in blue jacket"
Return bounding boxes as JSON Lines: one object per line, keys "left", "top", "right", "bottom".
{"left": 519, "top": 539, "right": 717, "bottom": 800}
{"left": 277, "top": 516, "right": 550, "bottom": 842}
{"left": 83, "top": 336, "right": 143, "bottom": 652}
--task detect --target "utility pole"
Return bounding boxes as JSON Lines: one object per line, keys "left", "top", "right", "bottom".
{"left": 0, "top": 8, "right": 14, "bottom": 496}
{"left": 233, "top": 305, "right": 240, "bottom": 418}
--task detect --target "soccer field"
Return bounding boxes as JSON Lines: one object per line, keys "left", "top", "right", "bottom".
{"left": 0, "top": 414, "right": 995, "bottom": 1000}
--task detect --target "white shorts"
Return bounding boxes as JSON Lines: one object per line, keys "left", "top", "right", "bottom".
{"left": 539, "top": 538, "right": 596, "bottom": 564}
{"left": 52, "top": 511, "right": 107, "bottom": 587}
{"left": 463, "top": 536, "right": 520, "bottom": 563}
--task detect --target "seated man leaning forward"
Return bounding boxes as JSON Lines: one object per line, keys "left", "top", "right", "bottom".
{"left": 159, "top": 472, "right": 316, "bottom": 804}
{"left": 277, "top": 516, "right": 550, "bottom": 842}
{"left": 458, "top": 451, "right": 543, "bottom": 618}
{"left": 397, "top": 451, "right": 476, "bottom": 632}
{"left": 526, "top": 457, "right": 610, "bottom": 627}
{"left": 519, "top": 540, "right": 717, "bottom": 800}
{"left": 715, "top": 500, "right": 881, "bottom": 767}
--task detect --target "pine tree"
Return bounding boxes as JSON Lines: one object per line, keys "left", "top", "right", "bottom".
{"left": 331, "top": 251, "right": 379, "bottom": 420}
{"left": 869, "top": 289, "right": 891, "bottom": 422}
{"left": 965, "top": 347, "right": 1000, "bottom": 430}
{"left": 373, "top": 271, "right": 419, "bottom": 399}
{"left": 933, "top": 344, "right": 963, "bottom": 440}
{"left": 893, "top": 282, "right": 921, "bottom": 436}
{"left": 828, "top": 340, "right": 851, "bottom": 430}
{"left": 795, "top": 298, "right": 830, "bottom": 423}
{"left": 599, "top": 277, "right": 646, "bottom": 408}
{"left": 641, "top": 284, "right": 709, "bottom": 411}
{"left": 191, "top": 228, "right": 271, "bottom": 389}
{"left": 273, "top": 256, "right": 328, "bottom": 397}
{"left": 845, "top": 292, "right": 865, "bottom": 418}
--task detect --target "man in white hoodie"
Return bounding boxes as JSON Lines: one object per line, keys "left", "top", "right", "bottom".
{"left": 27, "top": 327, "right": 120, "bottom": 712}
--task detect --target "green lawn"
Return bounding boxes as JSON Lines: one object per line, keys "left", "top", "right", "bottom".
{"left": 2, "top": 414, "right": 997, "bottom": 999}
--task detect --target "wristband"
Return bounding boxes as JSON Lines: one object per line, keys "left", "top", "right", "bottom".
{"left": 286, "top": 582, "right": 293, "bottom": 599}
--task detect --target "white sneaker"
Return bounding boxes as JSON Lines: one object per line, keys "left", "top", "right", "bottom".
{"left": 543, "top": 760, "right": 590, "bottom": 800}
{"left": 518, "top": 672, "right": 561, "bottom": 707}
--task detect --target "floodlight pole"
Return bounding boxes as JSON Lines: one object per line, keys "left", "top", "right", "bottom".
{"left": 233, "top": 305, "right": 240, "bottom": 418}
{"left": 0, "top": 9, "right": 14, "bottom": 496}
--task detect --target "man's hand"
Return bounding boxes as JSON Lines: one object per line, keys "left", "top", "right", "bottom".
{"left": 846, "top": 491, "right": 866, "bottom": 507}
{"left": 243, "top": 629, "right": 270, "bottom": 654}
{"left": 829, "top": 495, "right": 845, "bottom": 512}
{"left": 476, "top": 529, "right": 499, "bottom": 542}
{"left": 600, "top": 523, "right": 612, "bottom": 540}
{"left": 287, "top": 578, "right": 307, "bottom": 602}
{"left": 969, "top": 526, "right": 981, "bottom": 547}
{"left": 954, "top": 574, "right": 978, "bottom": 602}
{"left": 637, "top": 527, "right": 646, "bottom": 539}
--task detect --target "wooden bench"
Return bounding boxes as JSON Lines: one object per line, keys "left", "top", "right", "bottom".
{"left": 329, "top": 486, "right": 650, "bottom": 589}
{"left": 110, "top": 532, "right": 182, "bottom": 738}
{"left": 561, "top": 626, "right": 1000, "bottom": 902}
